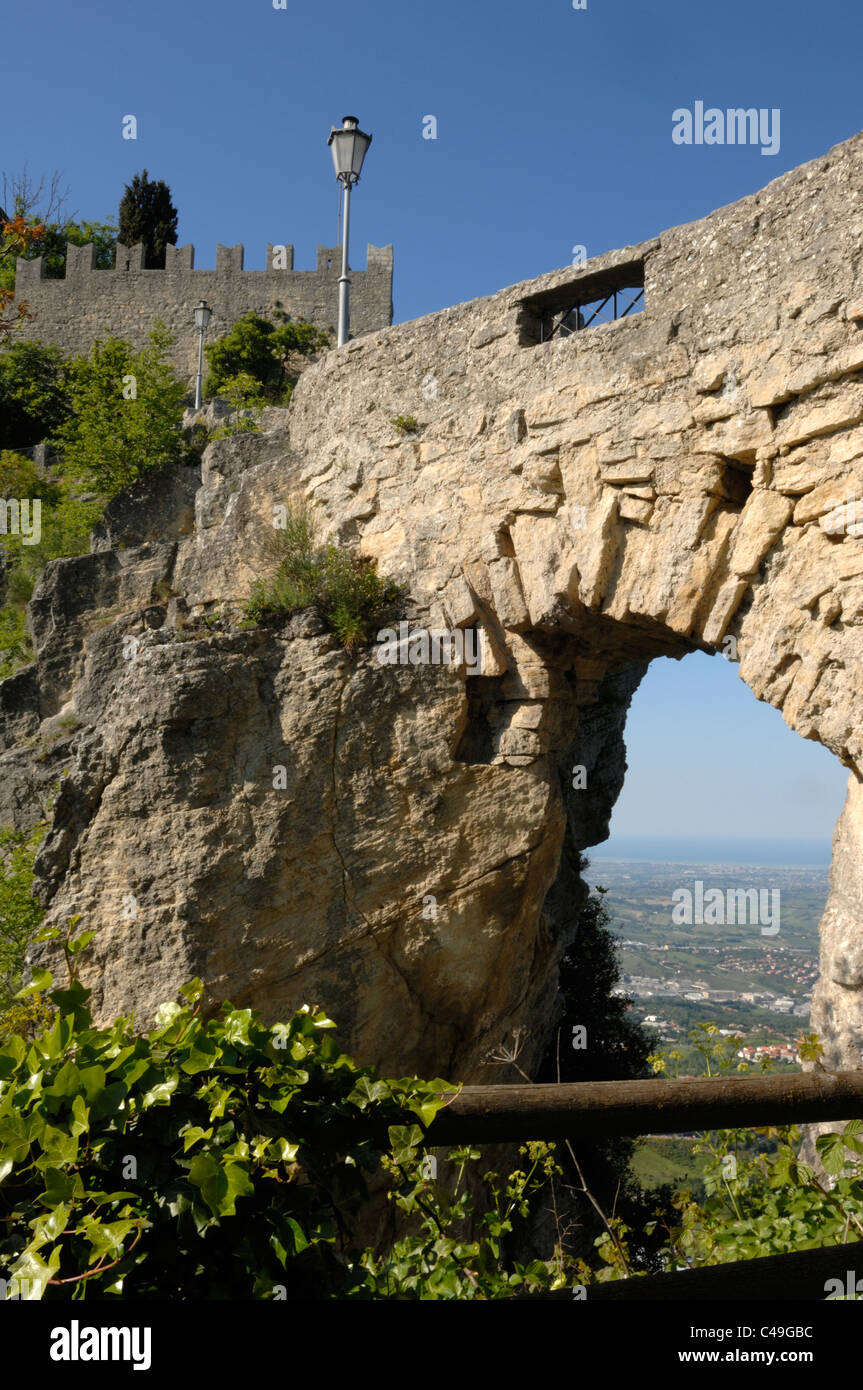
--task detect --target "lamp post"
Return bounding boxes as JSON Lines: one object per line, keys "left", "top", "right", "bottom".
{"left": 327, "top": 116, "right": 373, "bottom": 346}
{"left": 193, "top": 300, "right": 212, "bottom": 410}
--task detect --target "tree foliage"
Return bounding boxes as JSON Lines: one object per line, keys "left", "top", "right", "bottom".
{"left": 54, "top": 323, "right": 187, "bottom": 495}
{"left": 0, "top": 216, "right": 45, "bottom": 339}
{"left": 584, "top": 1026, "right": 863, "bottom": 1290}
{"left": 204, "top": 310, "right": 330, "bottom": 406}
{"left": 0, "top": 220, "right": 118, "bottom": 296}
{"left": 117, "top": 171, "right": 177, "bottom": 270}
{"left": 0, "top": 171, "right": 116, "bottom": 294}
{"left": 0, "top": 342, "right": 70, "bottom": 450}
{"left": 0, "top": 449, "right": 100, "bottom": 680}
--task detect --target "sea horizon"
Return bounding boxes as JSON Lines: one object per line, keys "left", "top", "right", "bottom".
{"left": 587, "top": 835, "right": 832, "bottom": 867}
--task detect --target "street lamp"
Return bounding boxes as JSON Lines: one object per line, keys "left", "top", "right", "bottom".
{"left": 193, "top": 300, "right": 212, "bottom": 410}
{"left": 327, "top": 115, "right": 373, "bottom": 347}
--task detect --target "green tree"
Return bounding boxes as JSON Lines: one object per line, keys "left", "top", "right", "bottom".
{"left": 214, "top": 370, "right": 266, "bottom": 435}
{"left": 0, "top": 219, "right": 118, "bottom": 293}
{"left": 204, "top": 311, "right": 330, "bottom": 405}
{"left": 36, "top": 218, "right": 117, "bottom": 278}
{"left": 0, "top": 341, "right": 70, "bottom": 450}
{"left": 0, "top": 448, "right": 60, "bottom": 506}
{"left": 117, "top": 170, "right": 178, "bottom": 269}
{"left": 1, "top": 487, "right": 103, "bottom": 611}
{"left": 55, "top": 322, "right": 187, "bottom": 495}
{"left": 0, "top": 607, "right": 34, "bottom": 680}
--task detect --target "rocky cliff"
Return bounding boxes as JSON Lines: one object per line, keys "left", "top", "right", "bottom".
{"left": 10, "top": 129, "right": 863, "bottom": 1081}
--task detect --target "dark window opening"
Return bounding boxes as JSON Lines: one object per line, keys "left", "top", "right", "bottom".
{"left": 518, "top": 259, "right": 645, "bottom": 346}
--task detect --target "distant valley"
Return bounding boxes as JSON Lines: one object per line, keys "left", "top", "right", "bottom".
{"left": 584, "top": 854, "right": 829, "bottom": 1070}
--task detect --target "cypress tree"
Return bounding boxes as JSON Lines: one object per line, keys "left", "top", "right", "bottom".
{"left": 117, "top": 170, "right": 178, "bottom": 269}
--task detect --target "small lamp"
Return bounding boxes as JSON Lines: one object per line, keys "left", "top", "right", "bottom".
{"left": 193, "top": 300, "right": 212, "bottom": 410}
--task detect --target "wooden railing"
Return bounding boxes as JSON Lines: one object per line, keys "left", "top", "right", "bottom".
{"left": 420, "top": 1070, "right": 863, "bottom": 1301}
{"left": 426, "top": 1070, "right": 863, "bottom": 1142}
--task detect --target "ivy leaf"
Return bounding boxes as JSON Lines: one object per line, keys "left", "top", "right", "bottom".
{"left": 142, "top": 1073, "right": 179, "bottom": 1108}
{"left": 34, "top": 1124, "right": 79, "bottom": 1169}
{"left": 388, "top": 1124, "right": 424, "bottom": 1166}
{"left": 15, "top": 969, "right": 53, "bottom": 998}
{"left": 816, "top": 1132, "right": 848, "bottom": 1177}
{"left": 90, "top": 1080, "right": 127, "bottom": 1123}
{"left": 37, "top": 1167, "right": 83, "bottom": 1206}
{"left": 81, "top": 1215, "right": 140, "bottom": 1265}
{"left": 0, "top": 1033, "right": 27, "bottom": 1069}
{"left": 284, "top": 1216, "right": 309, "bottom": 1255}
{"left": 77, "top": 1064, "right": 106, "bottom": 1104}
{"left": 348, "top": 1076, "right": 391, "bottom": 1109}
{"left": 153, "top": 1001, "right": 183, "bottom": 1030}
{"left": 221, "top": 1010, "right": 253, "bottom": 1046}
{"left": 0, "top": 1114, "right": 31, "bottom": 1164}
{"left": 181, "top": 1125, "right": 213, "bottom": 1153}
{"left": 272, "top": 1137, "right": 299, "bottom": 1163}
{"left": 187, "top": 1154, "right": 253, "bottom": 1218}
{"left": 8, "top": 1243, "right": 61, "bottom": 1300}
{"left": 30, "top": 1202, "right": 70, "bottom": 1243}
{"left": 44, "top": 1057, "right": 81, "bottom": 1099}
{"left": 180, "top": 1039, "right": 220, "bottom": 1075}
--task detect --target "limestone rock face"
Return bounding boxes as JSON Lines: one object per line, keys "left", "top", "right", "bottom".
{"left": 10, "top": 129, "right": 863, "bottom": 1080}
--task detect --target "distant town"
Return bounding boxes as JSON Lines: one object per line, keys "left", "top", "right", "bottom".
{"left": 588, "top": 857, "right": 828, "bottom": 1067}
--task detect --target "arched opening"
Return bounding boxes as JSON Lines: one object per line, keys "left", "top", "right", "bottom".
{"left": 521, "top": 642, "right": 854, "bottom": 1264}
{"left": 580, "top": 651, "right": 847, "bottom": 1178}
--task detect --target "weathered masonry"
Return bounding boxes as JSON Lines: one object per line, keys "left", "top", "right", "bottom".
{"left": 13, "top": 129, "right": 863, "bottom": 1091}
{"left": 13, "top": 240, "right": 394, "bottom": 378}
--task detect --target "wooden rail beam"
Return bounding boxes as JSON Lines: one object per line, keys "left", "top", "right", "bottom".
{"left": 519, "top": 1238, "right": 863, "bottom": 1301}
{"left": 426, "top": 1071, "right": 863, "bottom": 1143}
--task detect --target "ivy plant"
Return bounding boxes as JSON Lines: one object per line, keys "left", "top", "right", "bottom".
{"left": 0, "top": 940, "right": 457, "bottom": 1300}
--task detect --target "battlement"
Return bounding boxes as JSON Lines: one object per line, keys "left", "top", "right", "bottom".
{"left": 13, "top": 241, "right": 394, "bottom": 376}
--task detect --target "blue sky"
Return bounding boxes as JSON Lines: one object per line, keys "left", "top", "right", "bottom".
{"left": 602, "top": 654, "right": 848, "bottom": 851}
{"left": 4, "top": 0, "right": 858, "bottom": 846}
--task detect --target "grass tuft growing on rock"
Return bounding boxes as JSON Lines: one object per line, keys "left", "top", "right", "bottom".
{"left": 245, "top": 501, "right": 405, "bottom": 651}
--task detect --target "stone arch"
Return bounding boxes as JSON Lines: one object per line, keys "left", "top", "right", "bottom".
{"left": 27, "top": 130, "right": 863, "bottom": 1086}
{"left": 271, "top": 128, "right": 863, "bottom": 1076}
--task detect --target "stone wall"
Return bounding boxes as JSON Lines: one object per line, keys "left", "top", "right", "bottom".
{"left": 9, "top": 128, "right": 863, "bottom": 1084}
{"left": 13, "top": 241, "right": 394, "bottom": 380}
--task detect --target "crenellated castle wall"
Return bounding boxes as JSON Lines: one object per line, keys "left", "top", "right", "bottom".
{"left": 13, "top": 240, "right": 394, "bottom": 378}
